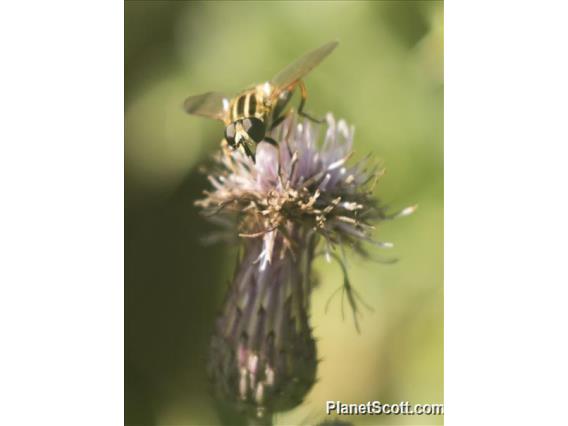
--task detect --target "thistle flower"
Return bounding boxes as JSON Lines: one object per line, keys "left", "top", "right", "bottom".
{"left": 197, "top": 113, "right": 414, "bottom": 423}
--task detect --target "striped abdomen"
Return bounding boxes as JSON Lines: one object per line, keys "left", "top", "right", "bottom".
{"left": 230, "top": 91, "right": 264, "bottom": 122}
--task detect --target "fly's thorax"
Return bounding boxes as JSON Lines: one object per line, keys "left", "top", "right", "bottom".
{"left": 256, "top": 82, "right": 274, "bottom": 110}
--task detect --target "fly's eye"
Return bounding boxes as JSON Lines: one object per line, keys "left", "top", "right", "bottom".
{"left": 242, "top": 117, "right": 266, "bottom": 143}
{"left": 224, "top": 123, "right": 237, "bottom": 147}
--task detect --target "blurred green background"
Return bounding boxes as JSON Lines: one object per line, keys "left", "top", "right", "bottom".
{"left": 125, "top": 1, "right": 443, "bottom": 425}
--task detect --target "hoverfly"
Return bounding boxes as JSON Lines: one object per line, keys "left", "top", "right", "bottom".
{"left": 183, "top": 41, "right": 338, "bottom": 160}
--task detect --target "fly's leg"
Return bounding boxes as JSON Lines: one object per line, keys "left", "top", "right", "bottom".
{"left": 297, "top": 80, "right": 324, "bottom": 123}
{"left": 241, "top": 142, "right": 255, "bottom": 162}
{"left": 269, "top": 90, "right": 293, "bottom": 131}
{"left": 244, "top": 146, "right": 255, "bottom": 162}
{"left": 269, "top": 83, "right": 322, "bottom": 129}
{"left": 269, "top": 113, "right": 288, "bottom": 130}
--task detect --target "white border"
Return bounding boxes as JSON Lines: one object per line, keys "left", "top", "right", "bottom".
{"left": 0, "top": 1, "right": 123, "bottom": 424}
{"left": 446, "top": 1, "right": 568, "bottom": 424}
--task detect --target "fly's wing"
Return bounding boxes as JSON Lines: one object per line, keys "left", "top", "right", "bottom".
{"left": 270, "top": 41, "right": 338, "bottom": 95}
{"left": 183, "top": 91, "right": 229, "bottom": 122}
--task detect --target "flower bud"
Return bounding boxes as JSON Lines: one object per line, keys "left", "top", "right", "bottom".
{"left": 208, "top": 235, "right": 317, "bottom": 421}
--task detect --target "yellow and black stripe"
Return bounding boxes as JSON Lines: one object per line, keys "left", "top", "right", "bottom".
{"left": 231, "top": 91, "right": 261, "bottom": 121}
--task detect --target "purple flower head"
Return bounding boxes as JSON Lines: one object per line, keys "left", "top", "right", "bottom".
{"left": 197, "top": 113, "right": 413, "bottom": 270}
